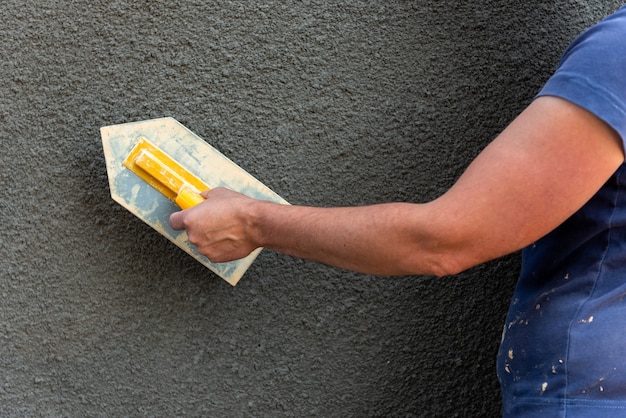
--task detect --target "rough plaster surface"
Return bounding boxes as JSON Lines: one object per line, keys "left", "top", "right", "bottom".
{"left": 0, "top": 1, "right": 622, "bottom": 416}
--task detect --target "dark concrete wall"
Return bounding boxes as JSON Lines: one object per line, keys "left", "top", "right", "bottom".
{"left": 1, "top": 1, "right": 622, "bottom": 416}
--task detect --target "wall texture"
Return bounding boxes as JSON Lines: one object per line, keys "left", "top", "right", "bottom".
{"left": 1, "top": 1, "right": 622, "bottom": 416}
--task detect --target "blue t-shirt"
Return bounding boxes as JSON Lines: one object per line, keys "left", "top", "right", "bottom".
{"left": 498, "top": 6, "right": 626, "bottom": 417}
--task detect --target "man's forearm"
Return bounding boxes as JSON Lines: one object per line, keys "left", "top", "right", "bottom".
{"left": 249, "top": 200, "right": 453, "bottom": 276}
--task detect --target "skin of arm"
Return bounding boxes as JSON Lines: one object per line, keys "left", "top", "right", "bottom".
{"left": 169, "top": 96, "right": 624, "bottom": 277}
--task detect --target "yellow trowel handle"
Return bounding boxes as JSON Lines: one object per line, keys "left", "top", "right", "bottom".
{"left": 175, "top": 187, "right": 205, "bottom": 210}
{"left": 132, "top": 147, "right": 207, "bottom": 210}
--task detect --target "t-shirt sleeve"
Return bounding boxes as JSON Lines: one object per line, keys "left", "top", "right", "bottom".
{"left": 537, "top": 6, "right": 626, "bottom": 147}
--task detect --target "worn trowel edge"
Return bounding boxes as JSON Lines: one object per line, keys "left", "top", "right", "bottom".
{"left": 101, "top": 117, "right": 289, "bottom": 286}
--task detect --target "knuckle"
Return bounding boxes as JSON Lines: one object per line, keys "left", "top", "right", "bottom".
{"left": 185, "top": 231, "right": 201, "bottom": 246}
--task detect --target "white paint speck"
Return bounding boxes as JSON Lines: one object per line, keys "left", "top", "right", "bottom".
{"left": 541, "top": 382, "right": 548, "bottom": 393}
{"left": 508, "top": 349, "right": 514, "bottom": 360}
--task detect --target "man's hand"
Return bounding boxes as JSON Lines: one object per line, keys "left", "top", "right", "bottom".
{"left": 169, "top": 187, "right": 263, "bottom": 263}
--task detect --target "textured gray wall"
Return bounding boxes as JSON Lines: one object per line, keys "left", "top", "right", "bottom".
{"left": 1, "top": 1, "right": 622, "bottom": 416}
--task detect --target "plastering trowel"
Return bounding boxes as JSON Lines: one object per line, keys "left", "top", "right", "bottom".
{"left": 101, "top": 117, "right": 288, "bottom": 286}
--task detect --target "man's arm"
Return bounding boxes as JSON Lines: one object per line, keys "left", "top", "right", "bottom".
{"left": 169, "top": 96, "right": 624, "bottom": 276}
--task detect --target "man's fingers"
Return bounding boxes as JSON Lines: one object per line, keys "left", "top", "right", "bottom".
{"left": 169, "top": 211, "right": 185, "bottom": 230}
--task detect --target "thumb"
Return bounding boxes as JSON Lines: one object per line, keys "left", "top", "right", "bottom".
{"left": 169, "top": 210, "right": 185, "bottom": 230}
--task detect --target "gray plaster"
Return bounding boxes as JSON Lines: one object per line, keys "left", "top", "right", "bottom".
{"left": 1, "top": 1, "right": 621, "bottom": 416}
